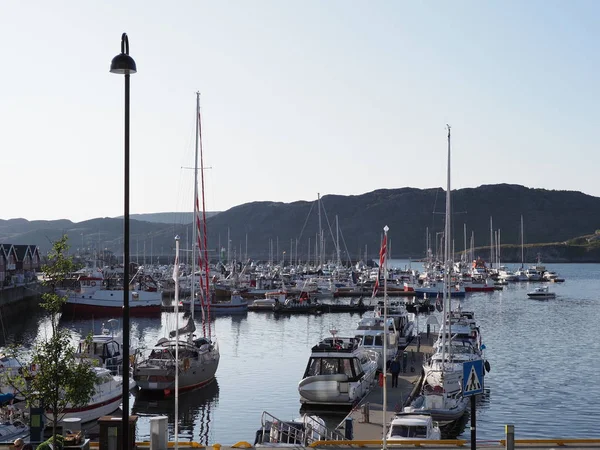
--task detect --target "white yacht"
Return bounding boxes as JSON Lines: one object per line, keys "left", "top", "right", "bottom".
{"left": 354, "top": 315, "right": 399, "bottom": 370}
{"left": 386, "top": 413, "right": 441, "bottom": 440}
{"left": 298, "top": 333, "right": 378, "bottom": 406}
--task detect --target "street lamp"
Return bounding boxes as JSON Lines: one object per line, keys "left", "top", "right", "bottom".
{"left": 110, "top": 32, "right": 136, "bottom": 450}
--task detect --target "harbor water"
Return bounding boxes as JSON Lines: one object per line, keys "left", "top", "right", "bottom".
{"left": 4, "top": 261, "right": 600, "bottom": 443}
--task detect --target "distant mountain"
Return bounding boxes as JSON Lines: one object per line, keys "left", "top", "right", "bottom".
{"left": 126, "top": 212, "right": 220, "bottom": 224}
{"left": 3, "top": 184, "right": 600, "bottom": 262}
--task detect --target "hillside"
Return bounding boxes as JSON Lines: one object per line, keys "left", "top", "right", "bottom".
{"left": 2, "top": 184, "right": 600, "bottom": 262}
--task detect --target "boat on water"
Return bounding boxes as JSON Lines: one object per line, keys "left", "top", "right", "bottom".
{"left": 354, "top": 315, "right": 399, "bottom": 370}
{"left": 183, "top": 291, "right": 248, "bottom": 314}
{"left": 76, "top": 319, "right": 123, "bottom": 374}
{"left": 405, "top": 126, "right": 468, "bottom": 426}
{"left": 254, "top": 411, "right": 344, "bottom": 446}
{"left": 133, "top": 318, "right": 219, "bottom": 393}
{"left": 298, "top": 332, "right": 378, "bottom": 407}
{"left": 50, "top": 366, "right": 136, "bottom": 423}
{"left": 59, "top": 270, "right": 162, "bottom": 316}
{"left": 527, "top": 286, "right": 556, "bottom": 299}
{"left": 386, "top": 413, "right": 441, "bottom": 440}
{"left": 134, "top": 94, "right": 220, "bottom": 395}
{"left": 273, "top": 293, "right": 321, "bottom": 314}
{"left": 0, "top": 407, "right": 29, "bottom": 442}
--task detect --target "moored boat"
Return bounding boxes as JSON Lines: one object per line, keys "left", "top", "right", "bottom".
{"left": 386, "top": 413, "right": 441, "bottom": 440}
{"left": 59, "top": 270, "right": 162, "bottom": 316}
{"left": 298, "top": 332, "right": 378, "bottom": 406}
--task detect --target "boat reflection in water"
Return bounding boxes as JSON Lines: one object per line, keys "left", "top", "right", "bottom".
{"left": 132, "top": 380, "right": 220, "bottom": 445}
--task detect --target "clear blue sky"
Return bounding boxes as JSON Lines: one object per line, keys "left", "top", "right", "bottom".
{"left": 1, "top": 1, "right": 598, "bottom": 222}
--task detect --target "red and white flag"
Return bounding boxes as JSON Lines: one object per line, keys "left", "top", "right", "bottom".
{"left": 372, "top": 233, "right": 388, "bottom": 298}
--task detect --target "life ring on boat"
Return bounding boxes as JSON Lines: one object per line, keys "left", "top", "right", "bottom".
{"left": 91, "top": 281, "right": 97, "bottom": 287}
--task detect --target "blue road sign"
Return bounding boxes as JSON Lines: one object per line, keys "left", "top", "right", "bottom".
{"left": 463, "top": 359, "right": 484, "bottom": 396}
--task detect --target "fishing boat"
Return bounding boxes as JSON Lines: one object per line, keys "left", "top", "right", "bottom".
{"left": 527, "top": 286, "right": 556, "bottom": 299}
{"left": 298, "top": 331, "right": 378, "bottom": 407}
{"left": 59, "top": 270, "right": 162, "bottom": 316}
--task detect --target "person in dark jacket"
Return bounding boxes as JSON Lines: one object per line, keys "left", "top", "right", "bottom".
{"left": 389, "top": 356, "right": 401, "bottom": 387}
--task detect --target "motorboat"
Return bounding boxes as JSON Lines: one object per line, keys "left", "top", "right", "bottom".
{"left": 527, "top": 286, "right": 556, "bottom": 299}
{"left": 273, "top": 294, "right": 321, "bottom": 314}
{"left": 51, "top": 367, "right": 136, "bottom": 423}
{"left": 248, "top": 291, "right": 287, "bottom": 311}
{"left": 403, "top": 378, "right": 468, "bottom": 425}
{"left": 76, "top": 319, "right": 123, "bottom": 374}
{"left": 386, "top": 413, "right": 441, "bottom": 440}
{"left": 354, "top": 315, "right": 399, "bottom": 370}
{"left": 0, "top": 407, "right": 29, "bottom": 442}
{"left": 59, "top": 270, "right": 162, "bottom": 316}
{"left": 254, "top": 411, "right": 344, "bottom": 446}
{"left": 133, "top": 317, "right": 220, "bottom": 393}
{"left": 298, "top": 332, "right": 378, "bottom": 406}
{"left": 183, "top": 291, "right": 248, "bottom": 314}
{"left": 423, "top": 340, "right": 482, "bottom": 388}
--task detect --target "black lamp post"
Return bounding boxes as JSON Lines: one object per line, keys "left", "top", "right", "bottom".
{"left": 110, "top": 32, "right": 136, "bottom": 450}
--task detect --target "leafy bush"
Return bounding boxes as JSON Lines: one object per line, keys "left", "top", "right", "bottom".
{"left": 36, "top": 435, "right": 64, "bottom": 450}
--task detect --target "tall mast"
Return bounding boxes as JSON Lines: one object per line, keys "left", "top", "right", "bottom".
{"left": 198, "top": 92, "right": 211, "bottom": 335}
{"left": 381, "top": 225, "right": 389, "bottom": 450}
{"left": 490, "top": 216, "right": 493, "bottom": 269}
{"left": 173, "top": 236, "right": 180, "bottom": 450}
{"left": 317, "top": 193, "right": 322, "bottom": 268}
{"left": 442, "top": 125, "right": 452, "bottom": 366}
{"left": 191, "top": 93, "right": 199, "bottom": 325}
{"left": 520, "top": 215, "right": 524, "bottom": 269}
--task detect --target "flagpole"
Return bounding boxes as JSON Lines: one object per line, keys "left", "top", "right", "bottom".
{"left": 382, "top": 224, "right": 389, "bottom": 450}
{"left": 174, "top": 236, "right": 180, "bottom": 450}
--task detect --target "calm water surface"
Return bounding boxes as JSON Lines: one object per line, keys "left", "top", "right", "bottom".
{"left": 7, "top": 261, "right": 600, "bottom": 443}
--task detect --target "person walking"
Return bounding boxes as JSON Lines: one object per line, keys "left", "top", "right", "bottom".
{"left": 390, "top": 356, "right": 401, "bottom": 388}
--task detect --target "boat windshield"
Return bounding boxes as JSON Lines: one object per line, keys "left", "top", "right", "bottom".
{"left": 304, "top": 357, "right": 357, "bottom": 379}
{"left": 390, "top": 425, "right": 427, "bottom": 438}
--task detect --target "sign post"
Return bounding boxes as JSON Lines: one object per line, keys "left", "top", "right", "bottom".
{"left": 463, "top": 360, "right": 484, "bottom": 450}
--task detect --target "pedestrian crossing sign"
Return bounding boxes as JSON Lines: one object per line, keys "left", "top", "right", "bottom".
{"left": 462, "top": 360, "right": 484, "bottom": 396}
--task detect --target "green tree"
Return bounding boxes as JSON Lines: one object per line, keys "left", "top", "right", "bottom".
{"left": 8, "top": 235, "right": 97, "bottom": 448}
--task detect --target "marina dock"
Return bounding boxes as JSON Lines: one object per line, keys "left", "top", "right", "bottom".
{"left": 347, "top": 331, "right": 433, "bottom": 441}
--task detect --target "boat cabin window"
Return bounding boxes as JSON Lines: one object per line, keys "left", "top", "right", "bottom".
{"left": 390, "top": 425, "right": 428, "bottom": 438}
{"left": 105, "top": 341, "right": 120, "bottom": 357}
{"left": 304, "top": 357, "right": 358, "bottom": 379}
{"left": 149, "top": 348, "right": 173, "bottom": 359}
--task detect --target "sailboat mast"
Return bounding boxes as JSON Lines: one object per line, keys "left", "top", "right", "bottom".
{"left": 489, "top": 216, "right": 493, "bottom": 269}
{"left": 520, "top": 215, "right": 524, "bottom": 269}
{"left": 381, "top": 225, "right": 389, "bottom": 450}
{"left": 174, "top": 236, "right": 180, "bottom": 450}
{"left": 191, "top": 94, "right": 199, "bottom": 325}
{"left": 442, "top": 125, "right": 452, "bottom": 364}
{"left": 198, "top": 93, "right": 212, "bottom": 335}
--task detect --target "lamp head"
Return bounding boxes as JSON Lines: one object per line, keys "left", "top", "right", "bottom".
{"left": 110, "top": 33, "right": 137, "bottom": 75}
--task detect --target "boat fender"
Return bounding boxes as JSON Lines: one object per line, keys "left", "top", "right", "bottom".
{"left": 484, "top": 360, "right": 491, "bottom": 373}
{"left": 184, "top": 358, "right": 190, "bottom": 371}
{"left": 411, "top": 366, "right": 415, "bottom": 373}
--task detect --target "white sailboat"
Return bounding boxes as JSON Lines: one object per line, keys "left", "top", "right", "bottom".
{"left": 133, "top": 93, "right": 220, "bottom": 394}
{"left": 405, "top": 126, "right": 468, "bottom": 425}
